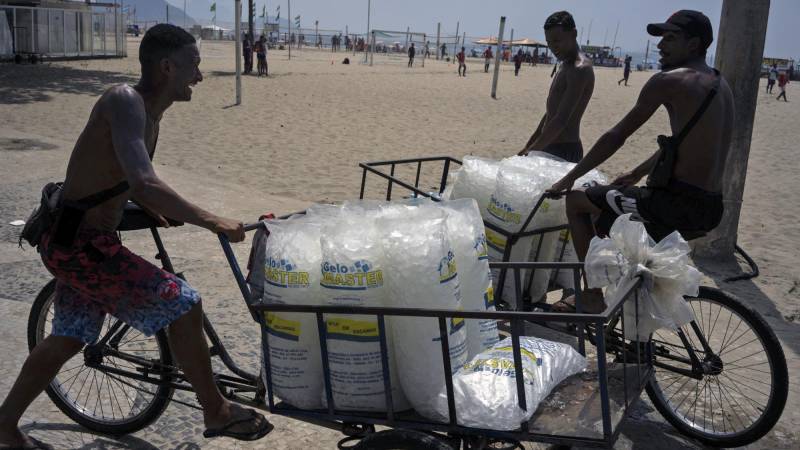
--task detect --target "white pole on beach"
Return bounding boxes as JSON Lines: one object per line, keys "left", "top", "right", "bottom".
{"left": 509, "top": 28, "right": 514, "bottom": 56}
{"left": 235, "top": 0, "right": 242, "bottom": 105}
{"left": 436, "top": 23, "right": 440, "bottom": 60}
{"left": 370, "top": 30, "right": 375, "bottom": 66}
{"left": 287, "top": 0, "right": 291, "bottom": 60}
{"left": 453, "top": 21, "right": 459, "bottom": 59}
{"left": 491, "top": 16, "right": 505, "bottom": 99}
{"left": 696, "top": 0, "right": 771, "bottom": 258}
{"left": 365, "top": 0, "right": 371, "bottom": 63}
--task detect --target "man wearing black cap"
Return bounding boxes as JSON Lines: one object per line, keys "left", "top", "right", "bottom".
{"left": 519, "top": 11, "right": 594, "bottom": 164}
{"left": 547, "top": 10, "right": 734, "bottom": 313}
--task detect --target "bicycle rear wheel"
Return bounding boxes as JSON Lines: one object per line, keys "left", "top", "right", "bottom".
{"left": 645, "top": 286, "right": 787, "bottom": 447}
{"left": 28, "top": 280, "right": 175, "bottom": 435}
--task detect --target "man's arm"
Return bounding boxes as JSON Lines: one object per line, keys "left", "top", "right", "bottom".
{"left": 527, "top": 65, "right": 594, "bottom": 151}
{"left": 519, "top": 114, "right": 547, "bottom": 155}
{"left": 550, "top": 72, "right": 672, "bottom": 191}
{"left": 103, "top": 86, "right": 244, "bottom": 241}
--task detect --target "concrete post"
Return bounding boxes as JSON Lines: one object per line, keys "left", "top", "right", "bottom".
{"left": 695, "top": 0, "right": 771, "bottom": 257}
{"left": 436, "top": 22, "right": 440, "bottom": 60}
{"left": 491, "top": 17, "right": 506, "bottom": 99}
{"left": 235, "top": 0, "right": 242, "bottom": 105}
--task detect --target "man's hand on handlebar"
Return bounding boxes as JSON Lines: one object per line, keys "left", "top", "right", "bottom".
{"left": 212, "top": 216, "right": 245, "bottom": 242}
{"left": 546, "top": 175, "right": 576, "bottom": 199}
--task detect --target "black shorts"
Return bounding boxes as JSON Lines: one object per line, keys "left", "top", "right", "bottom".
{"left": 584, "top": 180, "right": 723, "bottom": 242}
{"left": 542, "top": 142, "right": 583, "bottom": 164}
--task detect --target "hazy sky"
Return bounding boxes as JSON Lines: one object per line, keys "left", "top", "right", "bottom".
{"left": 172, "top": 0, "right": 798, "bottom": 59}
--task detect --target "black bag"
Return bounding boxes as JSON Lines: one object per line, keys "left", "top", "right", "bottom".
{"left": 19, "top": 182, "right": 63, "bottom": 249}
{"left": 646, "top": 72, "right": 720, "bottom": 188}
{"left": 19, "top": 181, "right": 129, "bottom": 249}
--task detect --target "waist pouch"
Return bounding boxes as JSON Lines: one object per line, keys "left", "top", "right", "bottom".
{"left": 646, "top": 135, "right": 677, "bottom": 188}
{"left": 19, "top": 181, "right": 129, "bottom": 250}
{"left": 19, "top": 182, "right": 62, "bottom": 249}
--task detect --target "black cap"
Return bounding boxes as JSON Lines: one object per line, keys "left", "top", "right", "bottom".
{"left": 647, "top": 10, "right": 713, "bottom": 50}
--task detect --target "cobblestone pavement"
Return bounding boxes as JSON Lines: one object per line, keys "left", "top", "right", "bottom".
{"left": 1, "top": 191, "right": 798, "bottom": 449}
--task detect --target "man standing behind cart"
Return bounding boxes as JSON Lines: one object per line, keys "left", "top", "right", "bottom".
{"left": 0, "top": 24, "right": 272, "bottom": 449}
{"left": 547, "top": 11, "right": 733, "bottom": 313}
{"left": 518, "top": 11, "right": 594, "bottom": 164}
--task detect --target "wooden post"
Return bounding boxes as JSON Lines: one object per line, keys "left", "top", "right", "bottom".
{"left": 491, "top": 16, "right": 506, "bottom": 99}
{"left": 696, "top": 0, "right": 771, "bottom": 257}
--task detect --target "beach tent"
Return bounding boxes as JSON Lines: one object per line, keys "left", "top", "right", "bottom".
{"left": 510, "top": 38, "right": 547, "bottom": 48}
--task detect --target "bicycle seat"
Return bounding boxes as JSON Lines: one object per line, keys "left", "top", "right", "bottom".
{"left": 116, "top": 202, "right": 183, "bottom": 231}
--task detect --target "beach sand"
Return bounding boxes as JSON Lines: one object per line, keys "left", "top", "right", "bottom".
{"left": 1, "top": 38, "right": 799, "bottom": 448}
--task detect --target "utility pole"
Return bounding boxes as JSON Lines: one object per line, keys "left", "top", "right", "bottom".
{"left": 183, "top": 0, "right": 186, "bottom": 28}
{"left": 696, "top": 0, "right": 771, "bottom": 258}
{"left": 491, "top": 16, "right": 506, "bottom": 99}
{"left": 436, "top": 22, "right": 441, "bottom": 60}
{"left": 166, "top": 4, "right": 169, "bottom": 23}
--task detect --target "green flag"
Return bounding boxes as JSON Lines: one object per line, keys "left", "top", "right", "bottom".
{"left": 210, "top": 2, "right": 216, "bottom": 13}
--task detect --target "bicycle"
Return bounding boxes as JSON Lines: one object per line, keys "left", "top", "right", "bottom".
{"left": 26, "top": 182, "right": 788, "bottom": 448}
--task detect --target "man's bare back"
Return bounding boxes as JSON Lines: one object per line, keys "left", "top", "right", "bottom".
{"left": 657, "top": 66, "right": 734, "bottom": 192}
{"left": 62, "top": 85, "right": 158, "bottom": 232}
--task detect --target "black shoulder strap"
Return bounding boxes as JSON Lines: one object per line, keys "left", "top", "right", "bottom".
{"left": 674, "top": 70, "right": 721, "bottom": 145}
{"left": 72, "top": 181, "right": 130, "bottom": 210}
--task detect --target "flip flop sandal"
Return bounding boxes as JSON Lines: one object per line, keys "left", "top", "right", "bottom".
{"left": 203, "top": 409, "right": 274, "bottom": 441}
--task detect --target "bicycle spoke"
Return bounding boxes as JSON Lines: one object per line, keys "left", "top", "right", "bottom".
{"left": 721, "top": 335, "right": 762, "bottom": 358}
{"left": 715, "top": 377, "right": 747, "bottom": 432}
{"left": 717, "top": 311, "right": 735, "bottom": 355}
{"left": 717, "top": 374, "right": 766, "bottom": 416}
{"left": 718, "top": 319, "right": 746, "bottom": 355}
{"left": 708, "top": 301, "right": 723, "bottom": 342}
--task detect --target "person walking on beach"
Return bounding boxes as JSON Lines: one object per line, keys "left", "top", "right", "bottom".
{"left": 408, "top": 42, "right": 416, "bottom": 68}
{"left": 767, "top": 63, "right": 778, "bottom": 93}
{"left": 256, "top": 35, "right": 268, "bottom": 76}
{"left": 483, "top": 47, "right": 493, "bottom": 72}
{"left": 0, "top": 24, "right": 273, "bottom": 450}
{"left": 519, "top": 11, "right": 594, "bottom": 164}
{"left": 457, "top": 46, "right": 466, "bottom": 77}
{"left": 243, "top": 34, "right": 253, "bottom": 74}
{"left": 547, "top": 10, "right": 733, "bottom": 314}
{"left": 441, "top": 43, "right": 447, "bottom": 59}
{"left": 777, "top": 70, "right": 789, "bottom": 101}
{"left": 618, "top": 54, "right": 632, "bottom": 86}
{"left": 532, "top": 47, "right": 539, "bottom": 66}
{"left": 513, "top": 49, "right": 524, "bottom": 76}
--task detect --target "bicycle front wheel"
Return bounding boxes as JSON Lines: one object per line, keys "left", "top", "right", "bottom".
{"left": 645, "top": 286, "right": 788, "bottom": 447}
{"left": 28, "top": 280, "right": 175, "bottom": 435}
